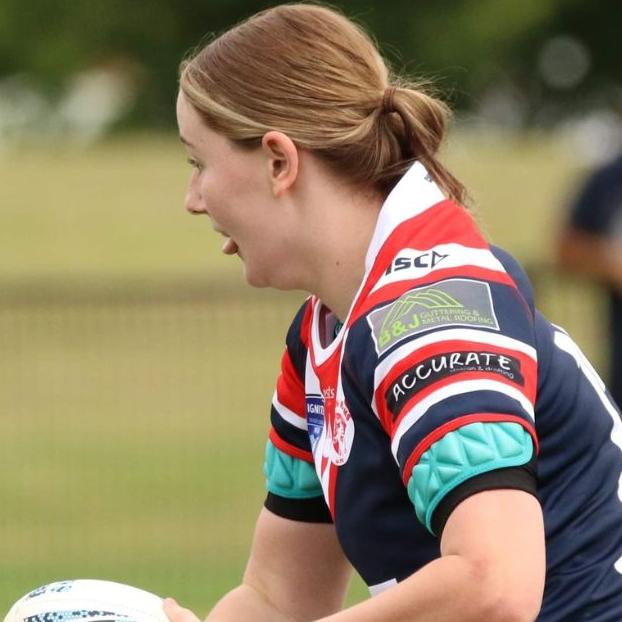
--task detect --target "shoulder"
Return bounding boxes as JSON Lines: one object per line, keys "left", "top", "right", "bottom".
{"left": 593, "top": 153, "right": 622, "bottom": 183}
{"left": 488, "top": 245, "right": 535, "bottom": 316}
{"left": 358, "top": 243, "right": 535, "bottom": 351}
{"left": 569, "top": 154, "right": 622, "bottom": 225}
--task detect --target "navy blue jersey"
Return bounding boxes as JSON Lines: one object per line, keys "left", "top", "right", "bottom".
{"left": 566, "top": 153, "right": 622, "bottom": 410}
{"left": 266, "top": 163, "right": 622, "bottom": 619}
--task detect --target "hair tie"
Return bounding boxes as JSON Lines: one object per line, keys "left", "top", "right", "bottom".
{"left": 382, "top": 86, "right": 397, "bottom": 114}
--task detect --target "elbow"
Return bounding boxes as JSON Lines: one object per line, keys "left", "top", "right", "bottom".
{"left": 483, "top": 593, "right": 542, "bottom": 622}
{"left": 469, "top": 560, "right": 543, "bottom": 622}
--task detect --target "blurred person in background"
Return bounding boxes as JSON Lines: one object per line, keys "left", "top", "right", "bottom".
{"left": 557, "top": 150, "right": 622, "bottom": 408}
{"left": 166, "top": 4, "right": 622, "bottom": 621}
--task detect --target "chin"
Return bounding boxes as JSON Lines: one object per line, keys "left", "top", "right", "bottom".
{"left": 245, "top": 276, "right": 270, "bottom": 289}
{"left": 243, "top": 265, "right": 300, "bottom": 291}
{"left": 243, "top": 266, "right": 270, "bottom": 289}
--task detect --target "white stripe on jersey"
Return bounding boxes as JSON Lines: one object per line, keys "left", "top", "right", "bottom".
{"left": 390, "top": 378, "right": 535, "bottom": 459}
{"left": 372, "top": 328, "right": 537, "bottom": 413}
{"left": 272, "top": 391, "right": 308, "bottom": 431}
{"left": 370, "top": 244, "right": 507, "bottom": 294}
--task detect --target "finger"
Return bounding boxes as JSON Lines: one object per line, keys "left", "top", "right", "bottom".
{"left": 162, "top": 597, "right": 201, "bottom": 622}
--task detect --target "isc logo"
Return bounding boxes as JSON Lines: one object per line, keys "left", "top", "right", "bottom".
{"left": 384, "top": 250, "right": 448, "bottom": 275}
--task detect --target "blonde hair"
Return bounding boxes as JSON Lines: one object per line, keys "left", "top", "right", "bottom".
{"left": 179, "top": 3, "right": 466, "bottom": 202}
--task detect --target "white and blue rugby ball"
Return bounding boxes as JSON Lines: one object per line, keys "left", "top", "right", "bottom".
{"left": 3, "top": 580, "right": 169, "bottom": 622}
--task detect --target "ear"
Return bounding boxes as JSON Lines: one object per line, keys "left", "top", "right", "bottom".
{"left": 261, "top": 131, "right": 299, "bottom": 197}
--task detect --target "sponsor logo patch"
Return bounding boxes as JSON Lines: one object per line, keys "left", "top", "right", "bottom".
{"left": 305, "top": 394, "right": 325, "bottom": 453}
{"left": 385, "top": 351, "right": 524, "bottom": 417}
{"left": 368, "top": 279, "right": 500, "bottom": 354}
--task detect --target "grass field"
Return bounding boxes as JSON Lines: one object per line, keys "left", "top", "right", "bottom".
{"left": 0, "top": 130, "right": 586, "bottom": 279}
{"left": 0, "top": 131, "right": 607, "bottom": 613}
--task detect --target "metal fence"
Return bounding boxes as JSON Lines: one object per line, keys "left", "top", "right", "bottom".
{"left": 0, "top": 276, "right": 305, "bottom": 610}
{"left": 0, "top": 267, "right": 609, "bottom": 610}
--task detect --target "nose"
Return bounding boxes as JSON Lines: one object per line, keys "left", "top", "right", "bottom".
{"left": 186, "top": 192, "right": 206, "bottom": 215}
{"left": 185, "top": 178, "right": 207, "bottom": 215}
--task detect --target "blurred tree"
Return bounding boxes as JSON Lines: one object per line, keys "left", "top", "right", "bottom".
{"left": 0, "top": 0, "right": 620, "bottom": 130}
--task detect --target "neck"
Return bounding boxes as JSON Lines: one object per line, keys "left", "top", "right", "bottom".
{"left": 310, "top": 231, "right": 371, "bottom": 320}
{"left": 296, "top": 166, "right": 383, "bottom": 320}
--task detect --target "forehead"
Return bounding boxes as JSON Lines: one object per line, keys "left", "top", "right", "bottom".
{"left": 176, "top": 91, "right": 204, "bottom": 137}
{"left": 176, "top": 92, "right": 245, "bottom": 162}
{"left": 176, "top": 91, "right": 227, "bottom": 155}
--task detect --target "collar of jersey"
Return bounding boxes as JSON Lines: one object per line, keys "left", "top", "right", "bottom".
{"left": 364, "top": 161, "right": 445, "bottom": 272}
{"left": 308, "top": 161, "right": 445, "bottom": 365}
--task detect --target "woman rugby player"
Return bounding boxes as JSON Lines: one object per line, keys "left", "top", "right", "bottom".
{"left": 167, "top": 4, "right": 622, "bottom": 620}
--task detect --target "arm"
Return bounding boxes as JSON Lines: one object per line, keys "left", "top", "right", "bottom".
{"left": 316, "top": 489, "right": 544, "bottom": 622}
{"left": 166, "top": 489, "right": 544, "bottom": 622}
{"left": 169, "top": 507, "right": 351, "bottom": 622}
{"left": 556, "top": 227, "right": 622, "bottom": 291}
{"left": 212, "top": 507, "right": 351, "bottom": 621}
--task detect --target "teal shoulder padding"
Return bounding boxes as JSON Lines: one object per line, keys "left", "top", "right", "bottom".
{"left": 407, "top": 421, "right": 534, "bottom": 535}
{"left": 263, "top": 441, "right": 323, "bottom": 499}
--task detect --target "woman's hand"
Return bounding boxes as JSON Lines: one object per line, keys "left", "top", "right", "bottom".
{"left": 163, "top": 598, "right": 202, "bottom": 622}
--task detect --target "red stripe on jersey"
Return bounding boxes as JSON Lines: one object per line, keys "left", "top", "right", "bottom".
{"left": 269, "top": 427, "right": 314, "bottom": 464}
{"left": 374, "top": 201, "right": 488, "bottom": 277}
{"left": 276, "top": 349, "right": 306, "bottom": 418}
{"left": 388, "top": 369, "right": 536, "bottom": 439}
{"left": 350, "top": 201, "right": 487, "bottom": 326}
{"left": 400, "top": 413, "right": 539, "bottom": 485}
{"left": 374, "top": 340, "right": 537, "bottom": 433}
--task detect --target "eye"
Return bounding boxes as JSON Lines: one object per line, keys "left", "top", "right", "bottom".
{"left": 186, "top": 157, "right": 204, "bottom": 172}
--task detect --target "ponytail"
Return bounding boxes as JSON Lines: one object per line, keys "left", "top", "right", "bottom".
{"left": 180, "top": 3, "right": 466, "bottom": 203}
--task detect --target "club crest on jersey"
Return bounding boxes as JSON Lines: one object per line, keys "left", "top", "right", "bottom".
{"left": 328, "top": 399, "right": 354, "bottom": 466}
{"left": 368, "top": 278, "right": 500, "bottom": 355}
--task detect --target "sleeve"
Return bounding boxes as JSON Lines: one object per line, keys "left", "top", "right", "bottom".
{"left": 264, "top": 300, "right": 332, "bottom": 523}
{"left": 367, "top": 268, "right": 539, "bottom": 536}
